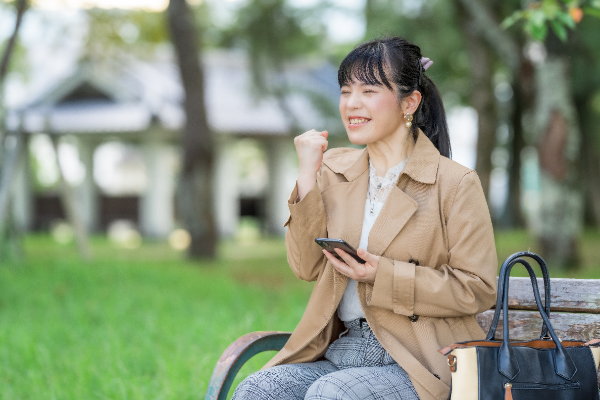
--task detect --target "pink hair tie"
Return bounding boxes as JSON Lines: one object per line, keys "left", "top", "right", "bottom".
{"left": 420, "top": 57, "right": 433, "bottom": 70}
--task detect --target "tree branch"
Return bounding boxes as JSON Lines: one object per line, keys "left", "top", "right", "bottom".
{"left": 455, "top": 0, "right": 521, "bottom": 71}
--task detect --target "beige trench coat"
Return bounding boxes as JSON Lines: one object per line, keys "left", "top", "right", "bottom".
{"left": 265, "top": 130, "right": 498, "bottom": 400}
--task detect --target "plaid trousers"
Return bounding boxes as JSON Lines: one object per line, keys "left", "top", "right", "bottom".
{"left": 231, "top": 318, "right": 419, "bottom": 400}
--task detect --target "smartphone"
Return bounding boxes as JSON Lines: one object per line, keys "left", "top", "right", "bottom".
{"left": 314, "top": 238, "right": 366, "bottom": 264}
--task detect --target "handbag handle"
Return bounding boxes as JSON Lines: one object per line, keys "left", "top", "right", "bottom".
{"left": 495, "top": 257, "right": 576, "bottom": 381}
{"left": 485, "top": 251, "right": 551, "bottom": 341}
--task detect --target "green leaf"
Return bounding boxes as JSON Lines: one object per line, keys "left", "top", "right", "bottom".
{"left": 541, "top": 0, "right": 561, "bottom": 17}
{"left": 556, "top": 11, "right": 576, "bottom": 28}
{"left": 501, "top": 11, "right": 525, "bottom": 29}
{"left": 530, "top": 8, "right": 547, "bottom": 26}
{"left": 550, "top": 20, "right": 568, "bottom": 40}
{"left": 526, "top": 19, "right": 549, "bottom": 40}
{"left": 583, "top": 6, "right": 600, "bottom": 18}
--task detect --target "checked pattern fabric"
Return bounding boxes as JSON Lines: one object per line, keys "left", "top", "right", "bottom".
{"left": 231, "top": 319, "right": 419, "bottom": 400}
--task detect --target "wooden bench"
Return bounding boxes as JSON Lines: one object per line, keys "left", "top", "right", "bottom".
{"left": 205, "top": 277, "right": 600, "bottom": 400}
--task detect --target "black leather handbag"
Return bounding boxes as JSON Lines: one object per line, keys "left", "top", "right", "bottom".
{"left": 439, "top": 252, "right": 600, "bottom": 400}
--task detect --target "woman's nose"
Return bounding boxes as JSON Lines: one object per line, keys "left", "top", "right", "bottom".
{"left": 345, "top": 92, "right": 362, "bottom": 109}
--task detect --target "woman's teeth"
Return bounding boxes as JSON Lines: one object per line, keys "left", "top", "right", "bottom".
{"left": 349, "top": 118, "right": 369, "bottom": 125}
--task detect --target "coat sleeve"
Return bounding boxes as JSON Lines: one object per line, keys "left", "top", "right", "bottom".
{"left": 366, "top": 171, "right": 498, "bottom": 317}
{"left": 283, "top": 174, "right": 328, "bottom": 282}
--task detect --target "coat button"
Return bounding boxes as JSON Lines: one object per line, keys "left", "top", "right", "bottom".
{"left": 408, "top": 258, "right": 419, "bottom": 266}
{"left": 409, "top": 315, "right": 419, "bottom": 322}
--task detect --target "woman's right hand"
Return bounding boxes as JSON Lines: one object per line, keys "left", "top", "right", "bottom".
{"left": 294, "top": 129, "right": 328, "bottom": 201}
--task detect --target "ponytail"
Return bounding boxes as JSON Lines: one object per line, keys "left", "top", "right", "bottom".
{"left": 414, "top": 75, "right": 451, "bottom": 158}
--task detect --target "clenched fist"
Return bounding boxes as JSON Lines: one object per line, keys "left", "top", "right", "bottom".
{"left": 294, "top": 129, "right": 328, "bottom": 201}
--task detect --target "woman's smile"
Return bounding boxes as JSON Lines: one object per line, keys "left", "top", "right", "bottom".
{"left": 348, "top": 116, "right": 371, "bottom": 128}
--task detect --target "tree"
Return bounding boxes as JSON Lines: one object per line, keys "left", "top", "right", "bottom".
{"left": 217, "top": 0, "right": 327, "bottom": 132}
{"left": 502, "top": 0, "right": 600, "bottom": 268}
{"left": 82, "top": 7, "right": 169, "bottom": 62}
{"left": 454, "top": 0, "right": 499, "bottom": 204}
{"left": 167, "top": 0, "right": 216, "bottom": 258}
{"left": 572, "top": 19, "right": 600, "bottom": 228}
{"left": 0, "top": 0, "right": 28, "bottom": 261}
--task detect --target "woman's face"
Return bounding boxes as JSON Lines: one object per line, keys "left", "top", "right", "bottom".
{"left": 339, "top": 80, "right": 406, "bottom": 146}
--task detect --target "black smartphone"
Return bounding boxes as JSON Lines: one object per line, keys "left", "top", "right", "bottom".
{"left": 314, "top": 238, "right": 366, "bottom": 264}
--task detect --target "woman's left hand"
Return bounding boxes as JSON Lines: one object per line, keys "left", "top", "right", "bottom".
{"left": 323, "top": 248, "right": 380, "bottom": 284}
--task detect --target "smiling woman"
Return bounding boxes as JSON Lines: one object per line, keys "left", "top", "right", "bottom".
{"left": 231, "top": 36, "right": 497, "bottom": 400}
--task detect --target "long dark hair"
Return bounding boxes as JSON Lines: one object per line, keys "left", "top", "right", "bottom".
{"left": 338, "top": 37, "right": 451, "bottom": 158}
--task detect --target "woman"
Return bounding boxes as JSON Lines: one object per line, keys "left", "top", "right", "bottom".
{"left": 232, "top": 36, "right": 497, "bottom": 400}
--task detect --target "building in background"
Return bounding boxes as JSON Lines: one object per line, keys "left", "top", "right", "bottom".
{"left": 5, "top": 50, "right": 342, "bottom": 239}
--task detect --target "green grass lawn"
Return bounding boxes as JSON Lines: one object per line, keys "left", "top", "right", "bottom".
{"left": 0, "top": 235, "right": 309, "bottom": 400}
{"left": 1, "top": 230, "right": 599, "bottom": 399}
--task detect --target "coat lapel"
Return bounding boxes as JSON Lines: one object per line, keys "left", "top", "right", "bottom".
{"left": 367, "top": 130, "right": 440, "bottom": 255}
{"left": 366, "top": 187, "right": 418, "bottom": 256}
{"left": 321, "top": 148, "right": 369, "bottom": 300}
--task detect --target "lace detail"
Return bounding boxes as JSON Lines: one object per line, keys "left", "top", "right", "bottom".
{"left": 368, "top": 157, "right": 409, "bottom": 206}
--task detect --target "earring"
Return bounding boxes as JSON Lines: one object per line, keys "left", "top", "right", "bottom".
{"left": 404, "top": 113, "right": 413, "bottom": 128}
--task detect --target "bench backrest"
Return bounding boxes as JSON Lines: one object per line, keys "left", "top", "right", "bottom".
{"left": 476, "top": 277, "right": 600, "bottom": 341}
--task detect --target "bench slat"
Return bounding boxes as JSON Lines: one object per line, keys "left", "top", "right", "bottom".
{"left": 499, "top": 277, "right": 600, "bottom": 314}
{"left": 477, "top": 309, "right": 600, "bottom": 341}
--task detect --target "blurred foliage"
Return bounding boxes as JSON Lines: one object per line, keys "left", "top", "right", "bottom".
{"left": 215, "top": 0, "right": 327, "bottom": 102}
{"left": 502, "top": 0, "right": 600, "bottom": 41}
{"left": 217, "top": 0, "right": 326, "bottom": 62}
{"left": 82, "top": 7, "right": 169, "bottom": 61}
{"left": 363, "top": 0, "right": 471, "bottom": 107}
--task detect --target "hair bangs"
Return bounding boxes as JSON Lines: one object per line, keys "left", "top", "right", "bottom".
{"left": 338, "top": 44, "right": 392, "bottom": 89}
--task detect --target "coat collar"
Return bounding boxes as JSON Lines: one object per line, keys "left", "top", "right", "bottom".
{"left": 322, "top": 129, "right": 441, "bottom": 184}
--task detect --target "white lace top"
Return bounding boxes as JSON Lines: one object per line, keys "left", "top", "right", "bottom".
{"left": 337, "top": 157, "right": 409, "bottom": 322}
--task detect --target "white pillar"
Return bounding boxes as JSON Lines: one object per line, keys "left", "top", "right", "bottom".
{"left": 11, "top": 135, "right": 33, "bottom": 232}
{"left": 76, "top": 138, "right": 98, "bottom": 232}
{"left": 213, "top": 137, "right": 239, "bottom": 238}
{"left": 140, "top": 139, "right": 176, "bottom": 238}
{"left": 265, "top": 137, "right": 297, "bottom": 236}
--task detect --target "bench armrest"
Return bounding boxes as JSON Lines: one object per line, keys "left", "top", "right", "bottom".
{"left": 205, "top": 331, "right": 292, "bottom": 400}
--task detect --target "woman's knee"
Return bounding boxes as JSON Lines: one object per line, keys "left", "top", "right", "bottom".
{"left": 232, "top": 370, "right": 277, "bottom": 400}
{"left": 304, "top": 366, "right": 418, "bottom": 400}
{"left": 232, "top": 362, "right": 337, "bottom": 400}
{"left": 304, "top": 373, "right": 347, "bottom": 400}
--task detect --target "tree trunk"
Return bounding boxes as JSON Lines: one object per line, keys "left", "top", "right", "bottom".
{"left": 167, "top": 0, "right": 216, "bottom": 259}
{"left": 504, "top": 57, "right": 533, "bottom": 228}
{"left": 0, "top": 133, "right": 23, "bottom": 259}
{"left": 0, "top": 0, "right": 29, "bottom": 260}
{"left": 51, "top": 136, "right": 92, "bottom": 261}
{"left": 456, "top": 2, "right": 497, "bottom": 202}
{"left": 577, "top": 94, "right": 600, "bottom": 228}
{"left": 0, "top": 0, "right": 27, "bottom": 83}
{"left": 533, "top": 58, "right": 582, "bottom": 269}
{"left": 582, "top": 136, "right": 600, "bottom": 228}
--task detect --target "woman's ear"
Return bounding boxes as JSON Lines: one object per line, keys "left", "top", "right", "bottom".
{"left": 403, "top": 90, "right": 422, "bottom": 114}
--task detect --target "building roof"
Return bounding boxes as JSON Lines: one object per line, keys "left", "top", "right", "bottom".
{"left": 7, "top": 50, "right": 341, "bottom": 137}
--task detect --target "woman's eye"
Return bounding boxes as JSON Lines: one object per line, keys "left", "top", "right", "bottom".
{"left": 341, "top": 91, "right": 350, "bottom": 95}
{"left": 364, "top": 90, "right": 375, "bottom": 93}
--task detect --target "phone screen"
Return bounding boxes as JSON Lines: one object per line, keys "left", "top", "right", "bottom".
{"left": 314, "top": 238, "right": 366, "bottom": 264}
